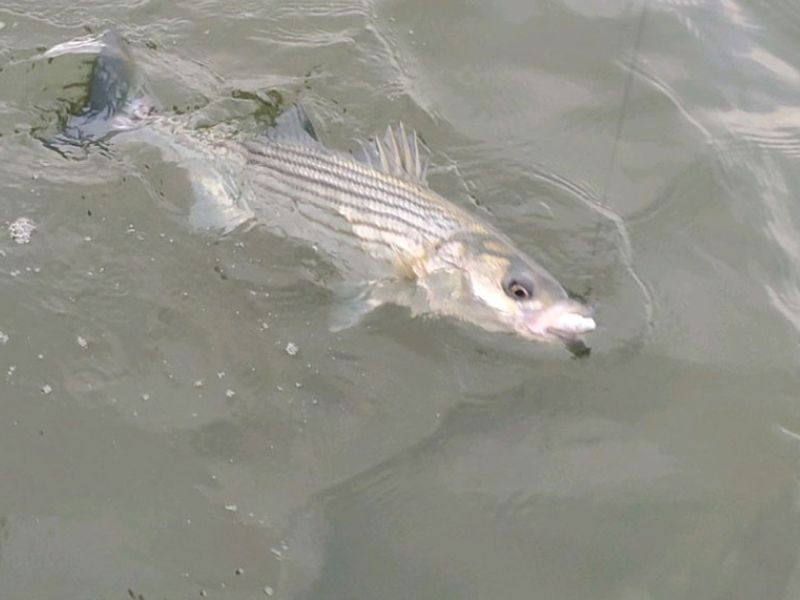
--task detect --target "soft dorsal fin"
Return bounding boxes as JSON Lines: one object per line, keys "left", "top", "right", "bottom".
{"left": 266, "top": 105, "right": 322, "bottom": 147}
{"left": 352, "top": 123, "right": 429, "bottom": 184}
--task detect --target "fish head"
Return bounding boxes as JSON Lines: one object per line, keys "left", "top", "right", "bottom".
{"left": 425, "top": 234, "right": 596, "bottom": 343}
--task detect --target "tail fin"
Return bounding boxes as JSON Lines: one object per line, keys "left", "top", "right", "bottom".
{"left": 56, "top": 31, "right": 152, "bottom": 144}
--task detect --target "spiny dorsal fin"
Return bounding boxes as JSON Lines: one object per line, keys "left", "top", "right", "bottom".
{"left": 352, "top": 123, "right": 429, "bottom": 184}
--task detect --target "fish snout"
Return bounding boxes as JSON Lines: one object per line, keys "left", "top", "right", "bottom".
{"left": 524, "top": 300, "right": 596, "bottom": 341}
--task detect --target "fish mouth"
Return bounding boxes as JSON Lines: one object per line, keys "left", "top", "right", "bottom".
{"left": 524, "top": 301, "right": 596, "bottom": 342}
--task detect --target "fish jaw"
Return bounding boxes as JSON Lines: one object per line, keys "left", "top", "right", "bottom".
{"left": 522, "top": 300, "right": 596, "bottom": 342}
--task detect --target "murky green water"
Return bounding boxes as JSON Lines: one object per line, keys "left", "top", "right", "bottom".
{"left": 2, "top": 1, "right": 800, "bottom": 598}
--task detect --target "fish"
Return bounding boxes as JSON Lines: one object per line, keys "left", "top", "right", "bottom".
{"left": 50, "top": 31, "right": 596, "bottom": 346}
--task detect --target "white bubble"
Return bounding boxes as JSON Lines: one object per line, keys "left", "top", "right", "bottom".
{"left": 285, "top": 342, "right": 299, "bottom": 356}
{"left": 8, "top": 217, "right": 35, "bottom": 244}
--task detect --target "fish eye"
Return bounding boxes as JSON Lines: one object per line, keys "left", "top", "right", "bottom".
{"left": 504, "top": 277, "right": 534, "bottom": 301}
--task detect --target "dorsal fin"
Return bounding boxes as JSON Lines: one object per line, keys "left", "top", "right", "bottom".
{"left": 266, "top": 105, "right": 322, "bottom": 146}
{"left": 352, "top": 123, "right": 429, "bottom": 184}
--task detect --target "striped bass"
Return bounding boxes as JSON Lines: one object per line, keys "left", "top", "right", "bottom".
{"left": 49, "top": 31, "right": 596, "bottom": 346}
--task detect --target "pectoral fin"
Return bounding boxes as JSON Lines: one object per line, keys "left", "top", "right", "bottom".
{"left": 328, "top": 287, "right": 383, "bottom": 332}
{"left": 328, "top": 279, "right": 417, "bottom": 332}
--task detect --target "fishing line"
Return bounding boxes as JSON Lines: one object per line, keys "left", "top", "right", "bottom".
{"left": 588, "top": 0, "right": 651, "bottom": 279}
{"left": 576, "top": 0, "right": 657, "bottom": 349}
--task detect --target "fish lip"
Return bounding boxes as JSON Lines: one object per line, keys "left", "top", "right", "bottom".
{"left": 523, "top": 301, "right": 596, "bottom": 342}
{"left": 547, "top": 323, "right": 594, "bottom": 343}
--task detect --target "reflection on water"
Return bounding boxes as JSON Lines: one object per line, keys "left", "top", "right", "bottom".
{"left": 1, "top": 0, "right": 800, "bottom": 599}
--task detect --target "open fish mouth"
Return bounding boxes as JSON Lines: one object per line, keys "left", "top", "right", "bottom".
{"left": 524, "top": 301, "right": 596, "bottom": 341}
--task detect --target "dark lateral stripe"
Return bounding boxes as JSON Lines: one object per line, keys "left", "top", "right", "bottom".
{"left": 252, "top": 167, "right": 432, "bottom": 248}
{"left": 256, "top": 175, "right": 429, "bottom": 247}
{"left": 252, "top": 157, "right": 447, "bottom": 240}
{"left": 248, "top": 145, "right": 443, "bottom": 226}
{"left": 292, "top": 206, "right": 397, "bottom": 254}
{"left": 249, "top": 149, "right": 442, "bottom": 229}
{"left": 244, "top": 141, "right": 451, "bottom": 220}
{"left": 258, "top": 159, "right": 449, "bottom": 238}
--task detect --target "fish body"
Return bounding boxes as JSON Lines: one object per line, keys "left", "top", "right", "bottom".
{"left": 51, "top": 31, "right": 596, "bottom": 345}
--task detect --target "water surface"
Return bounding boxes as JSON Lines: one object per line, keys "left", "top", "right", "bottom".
{"left": 1, "top": 1, "right": 800, "bottom": 599}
